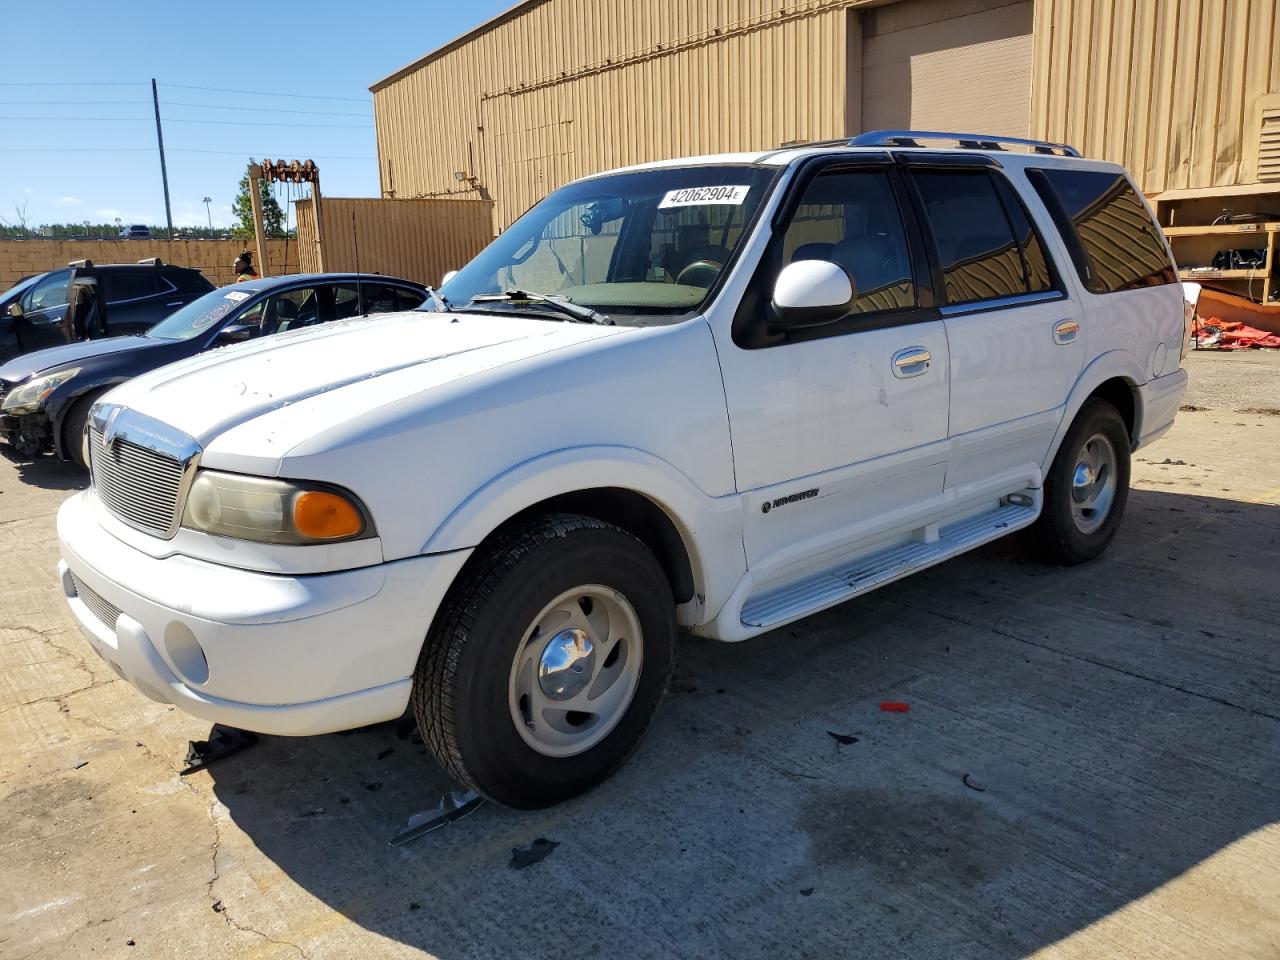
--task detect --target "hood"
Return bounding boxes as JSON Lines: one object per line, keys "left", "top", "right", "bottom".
{"left": 0, "top": 336, "right": 162, "bottom": 383}
{"left": 105, "top": 310, "right": 628, "bottom": 448}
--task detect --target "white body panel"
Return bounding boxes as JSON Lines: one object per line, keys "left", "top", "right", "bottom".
{"left": 58, "top": 142, "right": 1188, "bottom": 735}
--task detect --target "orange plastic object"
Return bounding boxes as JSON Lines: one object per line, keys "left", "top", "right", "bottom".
{"left": 879, "top": 701, "right": 910, "bottom": 713}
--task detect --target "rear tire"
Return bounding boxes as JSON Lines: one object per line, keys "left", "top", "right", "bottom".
{"left": 412, "top": 514, "right": 675, "bottom": 809}
{"left": 1023, "top": 398, "right": 1131, "bottom": 565}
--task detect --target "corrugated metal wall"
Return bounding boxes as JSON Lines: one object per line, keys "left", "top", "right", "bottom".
{"left": 294, "top": 198, "right": 494, "bottom": 287}
{"left": 374, "top": 0, "right": 1280, "bottom": 221}
{"left": 1030, "top": 0, "right": 1280, "bottom": 193}
{"left": 372, "top": 0, "right": 859, "bottom": 228}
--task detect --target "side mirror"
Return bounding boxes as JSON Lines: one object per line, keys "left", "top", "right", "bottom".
{"left": 440, "top": 270, "right": 458, "bottom": 285}
{"left": 7, "top": 302, "right": 23, "bottom": 320}
{"left": 216, "top": 324, "right": 253, "bottom": 344}
{"left": 771, "top": 259, "right": 856, "bottom": 327}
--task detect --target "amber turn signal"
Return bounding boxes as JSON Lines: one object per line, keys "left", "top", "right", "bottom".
{"left": 293, "top": 491, "right": 364, "bottom": 540}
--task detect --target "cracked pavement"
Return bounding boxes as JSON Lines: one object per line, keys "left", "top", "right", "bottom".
{"left": 1, "top": 349, "right": 1278, "bottom": 959}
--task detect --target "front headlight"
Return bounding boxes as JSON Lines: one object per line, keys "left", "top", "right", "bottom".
{"left": 181, "top": 470, "right": 373, "bottom": 545}
{"left": 1, "top": 368, "right": 80, "bottom": 414}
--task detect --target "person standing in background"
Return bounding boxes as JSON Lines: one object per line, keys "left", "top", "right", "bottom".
{"left": 234, "top": 252, "right": 258, "bottom": 283}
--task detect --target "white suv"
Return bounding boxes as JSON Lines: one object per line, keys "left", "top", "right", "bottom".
{"left": 57, "top": 131, "right": 1189, "bottom": 808}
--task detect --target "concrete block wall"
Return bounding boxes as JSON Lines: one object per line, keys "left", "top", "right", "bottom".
{"left": 0, "top": 238, "right": 298, "bottom": 291}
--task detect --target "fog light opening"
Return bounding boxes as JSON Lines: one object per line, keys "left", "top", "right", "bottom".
{"left": 163, "top": 621, "right": 210, "bottom": 686}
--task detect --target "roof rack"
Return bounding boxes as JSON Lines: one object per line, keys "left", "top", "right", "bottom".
{"left": 848, "top": 130, "right": 1080, "bottom": 157}
{"left": 136, "top": 257, "right": 163, "bottom": 267}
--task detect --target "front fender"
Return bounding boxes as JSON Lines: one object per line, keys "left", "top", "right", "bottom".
{"left": 1041, "top": 349, "right": 1145, "bottom": 473}
{"left": 422, "top": 445, "right": 746, "bottom": 625}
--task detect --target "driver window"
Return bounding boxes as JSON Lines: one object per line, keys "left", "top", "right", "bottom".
{"left": 22, "top": 271, "right": 72, "bottom": 312}
{"left": 259, "top": 287, "right": 320, "bottom": 335}
{"left": 780, "top": 169, "right": 916, "bottom": 314}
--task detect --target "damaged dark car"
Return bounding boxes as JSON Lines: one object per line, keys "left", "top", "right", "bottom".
{"left": 0, "top": 273, "right": 428, "bottom": 470}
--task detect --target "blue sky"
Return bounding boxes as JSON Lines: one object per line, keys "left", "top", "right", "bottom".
{"left": 1, "top": 0, "right": 514, "bottom": 230}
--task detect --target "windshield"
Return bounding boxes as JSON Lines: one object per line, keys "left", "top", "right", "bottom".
{"left": 146, "top": 287, "right": 256, "bottom": 341}
{"left": 438, "top": 164, "right": 777, "bottom": 324}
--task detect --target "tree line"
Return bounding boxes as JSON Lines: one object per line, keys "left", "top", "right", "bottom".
{"left": 2, "top": 159, "right": 291, "bottom": 241}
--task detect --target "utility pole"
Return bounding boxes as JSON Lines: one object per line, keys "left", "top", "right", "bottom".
{"left": 202, "top": 197, "right": 212, "bottom": 231}
{"left": 151, "top": 79, "right": 174, "bottom": 240}
{"left": 247, "top": 163, "right": 269, "bottom": 278}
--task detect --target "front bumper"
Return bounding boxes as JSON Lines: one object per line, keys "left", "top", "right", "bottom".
{"left": 57, "top": 490, "right": 471, "bottom": 736}
{"left": 0, "top": 410, "right": 53, "bottom": 459}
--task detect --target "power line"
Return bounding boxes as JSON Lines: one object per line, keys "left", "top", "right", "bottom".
{"left": 0, "top": 81, "right": 143, "bottom": 87}
{"left": 0, "top": 115, "right": 371, "bottom": 128}
{"left": 0, "top": 81, "right": 367, "bottom": 103}
{"left": 172, "top": 149, "right": 375, "bottom": 160}
{"left": 0, "top": 146, "right": 375, "bottom": 160}
{"left": 162, "top": 82, "right": 368, "bottom": 103}
{"left": 1, "top": 99, "right": 370, "bottom": 117}
{"left": 162, "top": 100, "right": 371, "bottom": 117}
{"left": 0, "top": 99, "right": 149, "bottom": 106}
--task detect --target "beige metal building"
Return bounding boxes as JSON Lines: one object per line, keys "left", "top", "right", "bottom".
{"left": 371, "top": 0, "right": 1280, "bottom": 231}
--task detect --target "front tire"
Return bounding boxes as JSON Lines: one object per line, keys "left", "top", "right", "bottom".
{"left": 413, "top": 514, "right": 675, "bottom": 809}
{"left": 63, "top": 389, "right": 108, "bottom": 471}
{"left": 1023, "top": 398, "right": 1131, "bottom": 565}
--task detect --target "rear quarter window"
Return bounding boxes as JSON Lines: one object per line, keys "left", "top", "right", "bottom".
{"left": 1027, "top": 168, "right": 1176, "bottom": 294}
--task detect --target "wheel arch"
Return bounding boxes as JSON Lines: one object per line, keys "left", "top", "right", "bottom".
{"left": 50, "top": 381, "right": 122, "bottom": 459}
{"left": 422, "top": 446, "right": 746, "bottom": 626}
{"left": 1042, "top": 351, "right": 1144, "bottom": 474}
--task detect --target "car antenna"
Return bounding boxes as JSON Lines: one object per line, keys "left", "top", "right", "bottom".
{"left": 351, "top": 208, "right": 362, "bottom": 314}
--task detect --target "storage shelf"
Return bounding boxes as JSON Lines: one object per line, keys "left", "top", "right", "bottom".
{"left": 1164, "top": 222, "right": 1280, "bottom": 237}
{"left": 1180, "top": 268, "right": 1271, "bottom": 279}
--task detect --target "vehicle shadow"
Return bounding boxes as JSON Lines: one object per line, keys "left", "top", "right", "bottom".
{"left": 10, "top": 454, "right": 87, "bottom": 492}
{"left": 206, "top": 488, "right": 1280, "bottom": 959}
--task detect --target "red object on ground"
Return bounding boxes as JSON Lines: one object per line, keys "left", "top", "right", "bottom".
{"left": 1194, "top": 315, "right": 1280, "bottom": 349}
{"left": 879, "top": 701, "right": 910, "bottom": 713}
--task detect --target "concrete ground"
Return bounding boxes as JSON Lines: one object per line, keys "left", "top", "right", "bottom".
{"left": 2, "top": 349, "right": 1278, "bottom": 960}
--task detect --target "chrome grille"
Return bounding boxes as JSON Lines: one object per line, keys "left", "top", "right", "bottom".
{"left": 70, "top": 573, "right": 122, "bottom": 631}
{"left": 90, "top": 425, "right": 186, "bottom": 534}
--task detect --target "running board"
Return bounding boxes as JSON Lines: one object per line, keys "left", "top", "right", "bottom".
{"left": 740, "top": 500, "right": 1038, "bottom": 630}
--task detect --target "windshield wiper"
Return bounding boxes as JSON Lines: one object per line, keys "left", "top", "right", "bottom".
{"left": 422, "top": 286, "right": 450, "bottom": 312}
{"left": 468, "top": 289, "right": 612, "bottom": 325}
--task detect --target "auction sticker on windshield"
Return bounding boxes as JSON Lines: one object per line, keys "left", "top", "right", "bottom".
{"left": 224, "top": 291, "right": 250, "bottom": 302}
{"left": 658, "top": 185, "right": 750, "bottom": 208}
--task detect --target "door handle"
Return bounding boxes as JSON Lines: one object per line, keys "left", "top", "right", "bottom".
{"left": 1053, "top": 319, "right": 1080, "bottom": 344}
{"left": 892, "top": 347, "right": 931, "bottom": 378}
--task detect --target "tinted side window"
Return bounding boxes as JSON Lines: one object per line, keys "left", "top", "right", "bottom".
{"left": 1029, "top": 168, "right": 1175, "bottom": 293}
{"left": 912, "top": 170, "right": 1027, "bottom": 305}
{"left": 994, "top": 178, "right": 1054, "bottom": 294}
{"left": 780, "top": 169, "right": 916, "bottom": 314}
{"left": 396, "top": 287, "right": 427, "bottom": 310}
{"left": 166, "top": 268, "right": 213, "bottom": 293}
{"left": 359, "top": 283, "right": 418, "bottom": 314}
{"left": 332, "top": 284, "right": 363, "bottom": 320}
{"left": 103, "top": 272, "right": 161, "bottom": 302}
{"left": 257, "top": 287, "right": 321, "bottom": 335}
{"left": 22, "top": 270, "right": 71, "bottom": 311}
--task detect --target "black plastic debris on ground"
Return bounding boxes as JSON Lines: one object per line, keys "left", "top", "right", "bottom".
{"left": 827, "top": 730, "right": 859, "bottom": 745}
{"left": 389, "top": 789, "right": 483, "bottom": 846}
{"left": 963, "top": 773, "right": 987, "bottom": 792}
{"left": 509, "top": 837, "right": 559, "bottom": 870}
{"left": 180, "top": 726, "right": 259, "bottom": 776}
